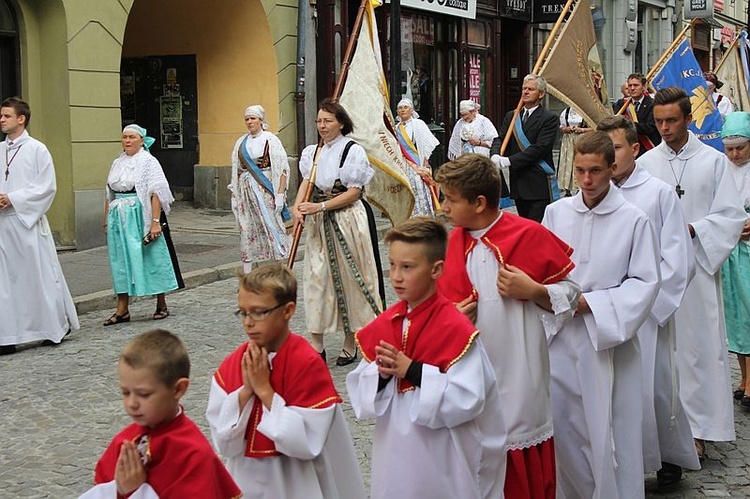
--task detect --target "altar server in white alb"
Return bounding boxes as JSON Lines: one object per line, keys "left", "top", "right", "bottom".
{"left": 598, "top": 115, "right": 698, "bottom": 487}
{"left": 639, "top": 86, "right": 745, "bottom": 460}
{"left": 542, "top": 131, "right": 660, "bottom": 499}
{"left": 0, "top": 97, "right": 79, "bottom": 356}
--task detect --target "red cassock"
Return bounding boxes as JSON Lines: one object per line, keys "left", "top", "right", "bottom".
{"left": 213, "top": 333, "right": 342, "bottom": 458}
{"left": 94, "top": 410, "right": 241, "bottom": 498}
{"left": 437, "top": 212, "right": 575, "bottom": 499}
{"left": 356, "top": 292, "right": 479, "bottom": 393}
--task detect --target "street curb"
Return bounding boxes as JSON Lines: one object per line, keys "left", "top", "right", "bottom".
{"left": 73, "top": 223, "right": 391, "bottom": 315}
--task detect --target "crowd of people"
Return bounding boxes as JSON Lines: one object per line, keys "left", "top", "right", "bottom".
{"left": 1, "top": 71, "right": 749, "bottom": 498}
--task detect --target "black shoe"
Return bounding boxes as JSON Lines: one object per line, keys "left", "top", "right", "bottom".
{"left": 41, "top": 329, "right": 71, "bottom": 347}
{"left": 320, "top": 349, "right": 327, "bottom": 362}
{"left": 657, "top": 462, "right": 682, "bottom": 488}
{"left": 734, "top": 388, "right": 745, "bottom": 400}
{"left": 335, "top": 349, "right": 357, "bottom": 366}
{"left": 0, "top": 345, "right": 16, "bottom": 356}
{"left": 742, "top": 396, "right": 750, "bottom": 409}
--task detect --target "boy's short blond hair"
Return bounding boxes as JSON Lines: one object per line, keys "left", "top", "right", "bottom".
{"left": 435, "top": 153, "right": 501, "bottom": 203}
{"left": 384, "top": 217, "right": 447, "bottom": 264}
{"left": 120, "top": 329, "right": 190, "bottom": 387}
{"left": 239, "top": 263, "right": 297, "bottom": 305}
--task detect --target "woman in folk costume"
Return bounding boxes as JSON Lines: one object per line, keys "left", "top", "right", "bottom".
{"left": 557, "top": 107, "right": 590, "bottom": 196}
{"left": 103, "top": 124, "right": 184, "bottom": 325}
{"left": 292, "top": 98, "right": 382, "bottom": 366}
{"left": 395, "top": 98, "right": 440, "bottom": 216}
{"left": 229, "top": 105, "right": 292, "bottom": 272}
{"left": 720, "top": 111, "right": 750, "bottom": 409}
{"left": 447, "top": 99, "right": 498, "bottom": 160}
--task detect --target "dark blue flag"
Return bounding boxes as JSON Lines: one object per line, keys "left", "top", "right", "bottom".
{"left": 651, "top": 39, "right": 724, "bottom": 152}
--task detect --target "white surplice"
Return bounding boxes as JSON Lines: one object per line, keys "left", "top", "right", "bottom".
{"left": 467, "top": 215, "right": 580, "bottom": 451}
{"left": 542, "top": 187, "right": 660, "bottom": 499}
{"left": 206, "top": 380, "right": 366, "bottom": 499}
{"left": 0, "top": 131, "right": 79, "bottom": 347}
{"left": 346, "top": 338, "right": 507, "bottom": 499}
{"left": 640, "top": 131, "right": 745, "bottom": 442}
{"left": 79, "top": 481, "right": 158, "bottom": 499}
{"left": 615, "top": 165, "right": 699, "bottom": 472}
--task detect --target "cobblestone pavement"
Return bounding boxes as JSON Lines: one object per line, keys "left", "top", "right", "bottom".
{"left": 1, "top": 253, "right": 750, "bottom": 497}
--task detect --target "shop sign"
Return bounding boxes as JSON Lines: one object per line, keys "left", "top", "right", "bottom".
{"left": 684, "top": 0, "right": 714, "bottom": 19}
{"left": 501, "top": 0, "right": 531, "bottom": 21}
{"left": 395, "top": 0, "right": 477, "bottom": 20}
{"left": 468, "top": 53, "right": 481, "bottom": 102}
{"left": 408, "top": 14, "right": 435, "bottom": 46}
{"left": 532, "top": 0, "right": 566, "bottom": 24}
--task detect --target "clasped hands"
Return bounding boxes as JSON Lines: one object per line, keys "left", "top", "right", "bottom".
{"left": 114, "top": 441, "right": 147, "bottom": 496}
{"left": 0, "top": 193, "right": 10, "bottom": 210}
{"left": 375, "top": 340, "right": 411, "bottom": 379}
{"left": 240, "top": 341, "right": 274, "bottom": 410}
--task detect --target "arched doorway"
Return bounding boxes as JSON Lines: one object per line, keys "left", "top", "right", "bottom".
{"left": 121, "top": 0, "right": 284, "bottom": 204}
{"left": 0, "top": 0, "right": 19, "bottom": 101}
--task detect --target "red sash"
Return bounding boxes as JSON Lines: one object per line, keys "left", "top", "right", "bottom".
{"left": 438, "top": 213, "right": 574, "bottom": 304}
{"left": 356, "top": 293, "right": 479, "bottom": 392}
{"left": 94, "top": 411, "right": 241, "bottom": 498}
{"left": 213, "top": 334, "right": 341, "bottom": 458}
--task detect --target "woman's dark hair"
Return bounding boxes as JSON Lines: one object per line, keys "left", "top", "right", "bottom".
{"left": 318, "top": 98, "right": 354, "bottom": 136}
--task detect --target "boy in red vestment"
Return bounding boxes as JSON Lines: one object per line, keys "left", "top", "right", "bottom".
{"left": 435, "top": 154, "right": 581, "bottom": 499}
{"left": 206, "top": 264, "right": 365, "bottom": 499}
{"left": 347, "top": 218, "right": 507, "bottom": 499}
{"left": 81, "top": 329, "right": 241, "bottom": 499}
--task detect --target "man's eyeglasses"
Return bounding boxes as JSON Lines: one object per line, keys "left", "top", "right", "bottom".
{"left": 234, "top": 303, "right": 286, "bottom": 322}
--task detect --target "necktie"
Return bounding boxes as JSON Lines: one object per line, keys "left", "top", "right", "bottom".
{"left": 634, "top": 101, "right": 640, "bottom": 112}
{"left": 522, "top": 109, "right": 529, "bottom": 124}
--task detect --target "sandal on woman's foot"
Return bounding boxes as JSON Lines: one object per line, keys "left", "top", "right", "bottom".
{"left": 153, "top": 307, "right": 170, "bottom": 320}
{"left": 104, "top": 311, "right": 130, "bottom": 326}
{"left": 336, "top": 349, "right": 357, "bottom": 366}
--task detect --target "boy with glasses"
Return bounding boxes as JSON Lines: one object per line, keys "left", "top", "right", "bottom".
{"left": 206, "top": 264, "right": 366, "bottom": 498}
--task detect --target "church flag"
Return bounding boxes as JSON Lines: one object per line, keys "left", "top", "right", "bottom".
{"left": 338, "top": 0, "right": 415, "bottom": 224}
{"left": 536, "top": 0, "right": 612, "bottom": 127}
{"left": 714, "top": 31, "right": 750, "bottom": 112}
{"left": 651, "top": 38, "right": 724, "bottom": 152}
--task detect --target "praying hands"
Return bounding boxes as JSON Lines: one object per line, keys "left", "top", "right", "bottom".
{"left": 0, "top": 193, "right": 10, "bottom": 209}
{"left": 375, "top": 340, "right": 411, "bottom": 379}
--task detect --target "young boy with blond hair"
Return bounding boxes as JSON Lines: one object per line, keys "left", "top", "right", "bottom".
{"left": 347, "top": 217, "right": 507, "bottom": 499}
{"left": 435, "top": 153, "right": 580, "bottom": 498}
{"left": 206, "top": 264, "right": 365, "bottom": 499}
{"left": 81, "top": 329, "right": 241, "bottom": 499}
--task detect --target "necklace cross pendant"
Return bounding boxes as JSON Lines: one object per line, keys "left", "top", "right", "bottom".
{"left": 676, "top": 184, "right": 685, "bottom": 198}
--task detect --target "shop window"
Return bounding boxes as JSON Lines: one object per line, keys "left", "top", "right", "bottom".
{"left": 0, "top": 0, "right": 19, "bottom": 100}
{"left": 400, "top": 13, "right": 436, "bottom": 123}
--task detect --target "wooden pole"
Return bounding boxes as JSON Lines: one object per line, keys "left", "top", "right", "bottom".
{"left": 616, "top": 22, "right": 693, "bottom": 116}
{"left": 499, "top": 0, "right": 576, "bottom": 155}
{"left": 287, "top": 0, "right": 370, "bottom": 268}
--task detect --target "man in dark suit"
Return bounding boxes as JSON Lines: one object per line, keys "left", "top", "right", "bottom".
{"left": 624, "top": 73, "right": 661, "bottom": 156}
{"left": 491, "top": 74, "right": 559, "bottom": 222}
